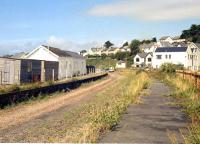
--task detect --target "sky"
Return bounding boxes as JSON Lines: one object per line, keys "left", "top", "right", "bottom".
{"left": 0, "top": 0, "right": 200, "bottom": 55}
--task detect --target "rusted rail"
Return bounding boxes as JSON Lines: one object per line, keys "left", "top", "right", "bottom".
{"left": 0, "top": 73, "right": 108, "bottom": 108}
{"left": 176, "top": 70, "right": 200, "bottom": 88}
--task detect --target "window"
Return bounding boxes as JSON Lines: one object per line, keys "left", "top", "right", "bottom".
{"left": 148, "top": 58, "right": 151, "bottom": 62}
{"left": 165, "top": 55, "right": 168, "bottom": 59}
{"left": 156, "top": 55, "right": 162, "bottom": 59}
{"left": 136, "top": 58, "right": 140, "bottom": 62}
{"left": 169, "top": 54, "right": 171, "bottom": 59}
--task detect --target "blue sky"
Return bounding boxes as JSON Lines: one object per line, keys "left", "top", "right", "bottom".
{"left": 0, "top": 0, "right": 200, "bottom": 55}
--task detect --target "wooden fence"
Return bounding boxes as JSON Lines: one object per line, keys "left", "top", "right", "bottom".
{"left": 176, "top": 70, "right": 200, "bottom": 88}
{"left": 0, "top": 73, "right": 108, "bottom": 108}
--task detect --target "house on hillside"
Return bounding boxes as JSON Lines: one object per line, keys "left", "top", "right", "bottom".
{"left": 187, "top": 42, "right": 200, "bottom": 71}
{"left": 120, "top": 46, "right": 131, "bottom": 52}
{"left": 87, "top": 48, "right": 102, "bottom": 56}
{"left": 133, "top": 53, "right": 153, "bottom": 68}
{"left": 139, "top": 43, "right": 158, "bottom": 53}
{"left": 157, "top": 41, "right": 173, "bottom": 47}
{"left": 159, "top": 36, "right": 173, "bottom": 44}
{"left": 172, "top": 36, "right": 186, "bottom": 43}
{"left": 152, "top": 47, "right": 189, "bottom": 68}
{"left": 25, "top": 45, "right": 86, "bottom": 79}
{"left": 116, "top": 60, "right": 126, "bottom": 69}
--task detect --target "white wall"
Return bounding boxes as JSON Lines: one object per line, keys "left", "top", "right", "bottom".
{"left": 152, "top": 52, "right": 187, "bottom": 68}
{"left": 26, "top": 45, "right": 86, "bottom": 80}
{"left": 25, "top": 46, "right": 59, "bottom": 62}
{"left": 187, "top": 43, "right": 200, "bottom": 71}
{"left": 134, "top": 55, "right": 145, "bottom": 67}
{"left": 116, "top": 62, "right": 126, "bottom": 69}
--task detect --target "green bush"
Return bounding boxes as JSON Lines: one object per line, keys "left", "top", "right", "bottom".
{"left": 160, "top": 63, "right": 176, "bottom": 73}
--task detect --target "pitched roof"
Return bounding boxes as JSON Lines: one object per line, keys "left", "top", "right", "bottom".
{"left": 42, "top": 45, "right": 84, "bottom": 59}
{"left": 160, "top": 36, "right": 171, "bottom": 40}
{"left": 139, "top": 43, "right": 155, "bottom": 49}
{"left": 194, "top": 43, "right": 200, "bottom": 48}
{"left": 172, "top": 36, "right": 180, "bottom": 40}
{"left": 137, "top": 53, "right": 149, "bottom": 58}
{"left": 155, "top": 47, "right": 187, "bottom": 52}
{"left": 159, "top": 41, "right": 173, "bottom": 47}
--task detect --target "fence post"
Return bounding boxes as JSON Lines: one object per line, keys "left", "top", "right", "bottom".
{"left": 52, "top": 69, "right": 54, "bottom": 82}
{"left": 194, "top": 73, "right": 198, "bottom": 88}
{"left": 0, "top": 70, "right": 2, "bottom": 85}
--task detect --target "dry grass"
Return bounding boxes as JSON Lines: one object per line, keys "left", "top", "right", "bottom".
{"left": 54, "top": 70, "right": 150, "bottom": 142}
{"left": 157, "top": 71, "right": 200, "bottom": 144}
{"left": 0, "top": 75, "right": 112, "bottom": 130}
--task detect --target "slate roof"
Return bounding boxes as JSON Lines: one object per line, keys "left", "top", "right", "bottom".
{"left": 195, "top": 43, "right": 200, "bottom": 48}
{"left": 139, "top": 43, "right": 155, "bottom": 49}
{"left": 159, "top": 41, "right": 172, "bottom": 47}
{"left": 155, "top": 47, "right": 187, "bottom": 52}
{"left": 137, "top": 53, "right": 149, "bottom": 58}
{"left": 42, "top": 45, "right": 84, "bottom": 59}
{"left": 160, "top": 36, "right": 171, "bottom": 40}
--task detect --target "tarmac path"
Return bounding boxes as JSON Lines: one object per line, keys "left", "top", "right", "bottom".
{"left": 100, "top": 80, "right": 188, "bottom": 144}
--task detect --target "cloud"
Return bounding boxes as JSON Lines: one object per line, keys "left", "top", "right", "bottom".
{"left": 0, "top": 36, "right": 100, "bottom": 56}
{"left": 0, "top": 40, "right": 42, "bottom": 56}
{"left": 46, "top": 36, "right": 100, "bottom": 52}
{"left": 87, "top": 0, "right": 200, "bottom": 21}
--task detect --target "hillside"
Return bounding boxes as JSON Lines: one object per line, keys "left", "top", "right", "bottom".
{"left": 86, "top": 58, "right": 117, "bottom": 69}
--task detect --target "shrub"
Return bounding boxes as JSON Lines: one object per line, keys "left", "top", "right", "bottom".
{"left": 160, "top": 63, "right": 176, "bottom": 74}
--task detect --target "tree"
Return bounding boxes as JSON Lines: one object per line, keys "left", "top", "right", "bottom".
{"left": 152, "top": 37, "right": 157, "bottom": 42}
{"left": 101, "top": 53, "right": 107, "bottom": 59}
{"left": 180, "top": 24, "right": 200, "bottom": 43}
{"left": 129, "top": 39, "right": 140, "bottom": 56}
{"left": 115, "top": 52, "right": 130, "bottom": 60}
{"left": 104, "top": 41, "right": 114, "bottom": 49}
{"left": 122, "top": 41, "right": 129, "bottom": 47}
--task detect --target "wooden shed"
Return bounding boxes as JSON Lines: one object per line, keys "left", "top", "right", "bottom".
{"left": 0, "top": 57, "right": 58, "bottom": 85}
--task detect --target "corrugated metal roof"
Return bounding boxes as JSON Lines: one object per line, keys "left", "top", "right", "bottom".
{"left": 155, "top": 47, "right": 187, "bottom": 52}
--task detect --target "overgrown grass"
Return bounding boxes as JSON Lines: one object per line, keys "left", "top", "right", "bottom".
{"left": 50, "top": 70, "right": 150, "bottom": 142}
{"left": 154, "top": 71, "right": 200, "bottom": 144}
{"left": 86, "top": 58, "right": 117, "bottom": 69}
{"left": 2, "top": 76, "right": 108, "bottom": 110}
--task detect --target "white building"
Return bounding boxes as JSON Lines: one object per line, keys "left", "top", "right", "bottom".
{"left": 187, "top": 42, "right": 200, "bottom": 71}
{"left": 116, "top": 60, "right": 126, "bottom": 69}
{"left": 172, "top": 36, "right": 186, "bottom": 43}
{"left": 139, "top": 43, "right": 158, "bottom": 53}
{"left": 152, "top": 47, "right": 189, "bottom": 69}
{"left": 25, "top": 45, "right": 86, "bottom": 79}
{"left": 133, "top": 53, "right": 153, "bottom": 68}
{"left": 87, "top": 47, "right": 102, "bottom": 56}
{"left": 159, "top": 36, "right": 174, "bottom": 44}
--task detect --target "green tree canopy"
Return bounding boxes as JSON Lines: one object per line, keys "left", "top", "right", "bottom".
{"left": 104, "top": 41, "right": 114, "bottom": 48}
{"left": 180, "top": 24, "right": 200, "bottom": 43}
{"left": 129, "top": 39, "right": 141, "bottom": 55}
{"left": 122, "top": 41, "right": 129, "bottom": 47}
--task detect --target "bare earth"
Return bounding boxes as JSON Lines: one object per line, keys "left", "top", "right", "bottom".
{"left": 0, "top": 74, "right": 118, "bottom": 134}
{"left": 100, "top": 80, "right": 188, "bottom": 144}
